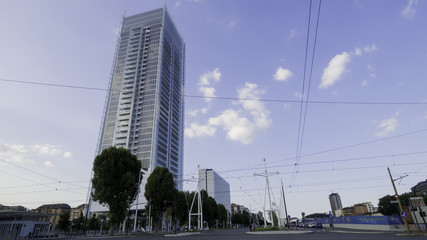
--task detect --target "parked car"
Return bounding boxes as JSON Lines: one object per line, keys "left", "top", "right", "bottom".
{"left": 307, "top": 222, "right": 316, "bottom": 228}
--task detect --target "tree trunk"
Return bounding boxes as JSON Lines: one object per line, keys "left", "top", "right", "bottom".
{"left": 109, "top": 224, "right": 114, "bottom": 236}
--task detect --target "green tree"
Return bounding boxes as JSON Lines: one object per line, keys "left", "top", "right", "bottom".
{"left": 72, "top": 212, "right": 85, "bottom": 231}
{"left": 91, "top": 146, "right": 141, "bottom": 235}
{"left": 174, "top": 191, "right": 189, "bottom": 226}
{"left": 217, "top": 204, "right": 227, "bottom": 228}
{"left": 201, "top": 191, "right": 217, "bottom": 228}
{"left": 269, "top": 211, "right": 278, "bottom": 226}
{"left": 88, "top": 213, "right": 100, "bottom": 230}
{"left": 56, "top": 212, "right": 71, "bottom": 232}
{"left": 144, "top": 167, "right": 176, "bottom": 232}
{"left": 378, "top": 192, "right": 427, "bottom": 216}
{"left": 231, "top": 213, "right": 243, "bottom": 226}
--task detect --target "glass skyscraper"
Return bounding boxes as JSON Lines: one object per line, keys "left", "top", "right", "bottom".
{"left": 90, "top": 8, "right": 184, "bottom": 213}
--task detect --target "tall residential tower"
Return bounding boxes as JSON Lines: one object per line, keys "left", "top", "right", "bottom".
{"left": 90, "top": 8, "right": 185, "bottom": 213}
{"left": 329, "top": 193, "right": 343, "bottom": 217}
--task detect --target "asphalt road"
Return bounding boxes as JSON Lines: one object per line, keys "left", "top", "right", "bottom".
{"left": 77, "top": 228, "right": 425, "bottom": 240}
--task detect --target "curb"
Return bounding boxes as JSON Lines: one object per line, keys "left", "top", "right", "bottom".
{"left": 247, "top": 230, "right": 312, "bottom": 235}
{"left": 165, "top": 232, "right": 202, "bottom": 237}
{"left": 329, "top": 230, "right": 394, "bottom": 234}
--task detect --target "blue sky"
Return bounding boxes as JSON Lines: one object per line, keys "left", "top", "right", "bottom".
{"left": 1, "top": 0, "right": 427, "bottom": 218}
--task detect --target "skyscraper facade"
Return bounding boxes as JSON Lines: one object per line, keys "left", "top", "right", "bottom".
{"left": 91, "top": 7, "right": 184, "bottom": 211}
{"left": 329, "top": 193, "right": 343, "bottom": 217}
{"left": 198, "top": 169, "right": 231, "bottom": 213}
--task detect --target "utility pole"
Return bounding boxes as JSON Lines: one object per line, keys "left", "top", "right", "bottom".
{"left": 189, "top": 166, "right": 203, "bottom": 230}
{"left": 281, "top": 179, "right": 289, "bottom": 229}
{"left": 254, "top": 159, "right": 279, "bottom": 227}
{"left": 387, "top": 167, "right": 410, "bottom": 234}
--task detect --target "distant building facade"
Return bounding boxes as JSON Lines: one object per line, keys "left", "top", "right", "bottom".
{"left": 199, "top": 169, "right": 231, "bottom": 213}
{"left": 0, "top": 211, "right": 50, "bottom": 238}
{"left": 30, "top": 203, "right": 71, "bottom": 230}
{"left": 412, "top": 179, "right": 427, "bottom": 195}
{"left": 231, "top": 203, "right": 248, "bottom": 215}
{"left": 70, "top": 204, "right": 86, "bottom": 221}
{"left": 329, "top": 193, "right": 343, "bottom": 217}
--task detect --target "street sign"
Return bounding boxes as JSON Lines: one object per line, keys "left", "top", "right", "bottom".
{"left": 301, "top": 212, "right": 305, "bottom": 217}
{"left": 400, "top": 212, "right": 407, "bottom": 218}
{"left": 288, "top": 215, "right": 291, "bottom": 219}
{"left": 390, "top": 200, "right": 398, "bottom": 204}
{"left": 329, "top": 214, "right": 333, "bottom": 218}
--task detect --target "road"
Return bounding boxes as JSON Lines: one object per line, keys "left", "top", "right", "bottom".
{"left": 79, "top": 228, "right": 424, "bottom": 240}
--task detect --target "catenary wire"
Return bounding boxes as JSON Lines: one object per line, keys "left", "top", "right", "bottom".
{"left": 1, "top": 78, "right": 427, "bottom": 105}
{"left": 291, "top": 0, "right": 314, "bottom": 192}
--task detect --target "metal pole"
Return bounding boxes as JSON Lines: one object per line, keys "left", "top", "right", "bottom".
{"left": 387, "top": 167, "right": 410, "bottom": 234}
{"left": 133, "top": 170, "right": 142, "bottom": 232}
{"left": 148, "top": 204, "right": 152, "bottom": 233}
{"left": 281, "top": 180, "right": 289, "bottom": 229}
{"left": 409, "top": 199, "right": 421, "bottom": 232}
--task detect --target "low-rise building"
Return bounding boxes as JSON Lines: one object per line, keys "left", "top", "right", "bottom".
{"left": 31, "top": 203, "right": 71, "bottom": 230}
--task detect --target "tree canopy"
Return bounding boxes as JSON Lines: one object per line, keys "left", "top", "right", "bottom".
{"left": 144, "top": 166, "right": 176, "bottom": 231}
{"left": 91, "top": 146, "right": 141, "bottom": 235}
{"left": 56, "top": 212, "right": 70, "bottom": 231}
{"left": 378, "top": 192, "right": 427, "bottom": 216}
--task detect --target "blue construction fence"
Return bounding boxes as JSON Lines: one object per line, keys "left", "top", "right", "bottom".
{"left": 313, "top": 215, "right": 403, "bottom": 225}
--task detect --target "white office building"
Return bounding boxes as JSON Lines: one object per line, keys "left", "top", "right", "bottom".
{"left": 198, "top": 169, "right": 231, "bottom": 213}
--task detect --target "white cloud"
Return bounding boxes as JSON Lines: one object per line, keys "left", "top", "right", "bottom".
{"left": 175, "top": 1, "right": 181, "bottom": 7}
{"left": 401, "top": 0, "right": 418, "bottom": 19}
{"left": 185, "top": 123, "right": 216, "bottom": 138}
{"left": 188, "top": 108, "right": 208, "bottom": 117}
{"left": 32, "top": 144, "right": 61, "bottom": 156}
{"left": 44, "top": 161, "right": 54, "bottom": 168}
{"left": 0, "top": 143, "right": 29, "bottom": 162}
{"left": 283, "top": 103, "right": 292, "bottom": 109}
{"left": 187, "top": 82, "right": 271, "bottom": 144}
{"left": 236, "top": 83, "right": 270, "bottom": 129}
{"left": 370, "top": 73, "right": 377, "bottom": 78}
{"left": 361, "top": 80, "right": 368, "bottom": 87}
{"left": 199, "top": 68, "right": 221, "bottom": 86}
{"left": 63, "top": 152, "right": 72, "bottom": 158}
{"left": 198, "top": 68, "right": 221, "bottom": 102}
{"left": 289, "top": 29, "right": 297, "bottom": 40}
{"left": 375, "top": 117, "right": 399, "bottom": 137}
{"left": 354, "top": 48, "right": 363, "bottom": 56}
{"left": 363, "top": 44, "right": 377, "bottom": 53}
{"left": 319, "top": 52, "right": 352, "bottom": 89}
{"left": 273, "top": 67, "right": 293, "bottom": 82}
{"left": 198, "top": 86, "right": 216, "bottom": 102}
{"left": 209, "top": 109, "right": 256, "bottom": 144}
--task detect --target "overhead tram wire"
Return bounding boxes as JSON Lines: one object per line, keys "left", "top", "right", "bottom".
{"left": 0, "top": 158, "right": 87, "bottom": 188}
{"left": 0, "top": 170, "right": 87, "bottom": 195}
{"left": 291, "top": 0, "right": 323, "bottom": 189}
{"left": 0, "top": 78, "right": 109, "bottom": 91}
{"left": 178, "top": 127, "right": 427, "bottom": 177}
{"left": 0, "top": 181, "right": 89, "bottom": 190}
{"left": 291, "top": 0, "right": 314, "bottom": 189}
{"left": 178, "top": 150, "right": 427, "bottom": 183}
{"left": 291, "top": 0, "right": 322, "bottom": 190}
{"left": 1, "top": 78, "right": 427, "bottom": 105}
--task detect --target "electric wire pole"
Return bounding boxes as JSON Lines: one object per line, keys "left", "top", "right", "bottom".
{"left": 387, "top": 167, "right": 410, "bottom": 234}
